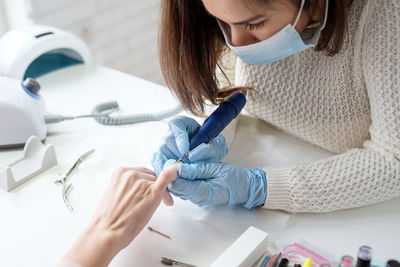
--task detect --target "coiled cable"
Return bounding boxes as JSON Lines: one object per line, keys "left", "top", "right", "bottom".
{"left": 90, "top": 101, "right": 182, "bottom": 125}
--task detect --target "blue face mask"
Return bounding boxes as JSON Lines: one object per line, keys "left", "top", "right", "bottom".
{"left": 218, "top": 0, "right": 329, "bottom": 65}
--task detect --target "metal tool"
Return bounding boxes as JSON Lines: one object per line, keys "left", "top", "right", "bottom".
{"left": 147, "top": 226, "right": 171, "bottom": 239}
{"left": 161, "top": 257, "right": 196, "bottom": 267}
{"left": 54, "top": 149, "right": 95, "bottom": 211}
{"left": 178, "top": 92, "right": 246, "bottom": 162}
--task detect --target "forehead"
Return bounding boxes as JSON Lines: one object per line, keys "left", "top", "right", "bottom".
{"left": 201, "top": 0, "right": 295, "bottom": 23}
{"left": 202, "top": 0, "right": 268, "bottom": 22}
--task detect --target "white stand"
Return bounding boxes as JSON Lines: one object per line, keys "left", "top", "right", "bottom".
{"left": 210, "top": 226, "right": 269, "bottom": 267}
{"left": 0, "top": 136, "right": 57, "bottom": 192}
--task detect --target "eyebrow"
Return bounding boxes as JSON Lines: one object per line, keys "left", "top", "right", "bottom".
{"left": 231, "top": 15, "right": 266, "bottom": 25}
{"left": 204, "top": 6, "right": 265, "bottom": 25}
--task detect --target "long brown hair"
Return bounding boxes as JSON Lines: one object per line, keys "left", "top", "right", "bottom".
{"left": 159, "top": 0, "right": 353, "bottom": 116}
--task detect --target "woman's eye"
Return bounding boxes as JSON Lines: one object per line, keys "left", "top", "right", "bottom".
{"left": 244, "top": 21, "right": 266, "bottom": 30}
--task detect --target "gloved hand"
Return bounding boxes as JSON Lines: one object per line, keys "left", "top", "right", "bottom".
{"left": 151, "top": 115, "right": 228, "bottom": 176}
{"left": 169, "top": 162, "right": 267, "bottom": 210}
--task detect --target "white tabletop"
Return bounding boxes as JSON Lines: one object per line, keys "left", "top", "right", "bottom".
{"left": 0, "top": 65, "right": 399, "bottom": 267}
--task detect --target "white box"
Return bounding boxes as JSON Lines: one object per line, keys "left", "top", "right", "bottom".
{"left": 210, "top": 226, "right": 269, "bottom": 267}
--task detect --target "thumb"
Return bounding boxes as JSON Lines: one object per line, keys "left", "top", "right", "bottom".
{"left": 153, "top": 163, "right": 180, "bottom": 194}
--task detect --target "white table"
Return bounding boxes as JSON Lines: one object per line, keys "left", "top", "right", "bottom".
{"left": 0, "top": 65, "right": 399, "bottom": 267}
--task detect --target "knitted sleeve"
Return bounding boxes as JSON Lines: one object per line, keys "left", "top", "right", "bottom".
{"left": 263, "top": 0, "right": 400, "bottom": 213}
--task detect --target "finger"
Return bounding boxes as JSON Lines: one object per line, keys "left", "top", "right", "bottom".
{"left": 113, "top": 166, "right": 156, "bottom": 177}
{"left": 178, "top": 162, "right": 224, "bottom": 180}
{"left": 168, "top": 116, "right": 200, "bottom": 154}
{"left": 122, "top": 172, "right": 173, "bottom": 206}
{"left": 129, "top": 174, "right": 174, "bottom": 206}
{"left": 168, "top": 178, "right": 212, "bottom": 206}
{"left": 109, "top": 170, "right": 155, "bottom": 204}
{"left": 164, "top": 159, "right": 177, "bottom": 170}
{"left": 119, "top": 166, "right": 174, "bottom": 205}
{"left": 159, "top": 132, "right": 181, "bottom": 158}
{"left": 124, "top": 170, "right": 157, "bottom": 182}
{"left": 153, "top": 163, "right": 179, "bottom": 194}
{"left": 112, "top": 166, "right": 130, "bottom": 178}
{"left": 169, "top": 123, "right": 190, "bottom": 155}
{"left": 162, "top": 191, "right": 174, "bottom": 206}
{"left": 188, "top": 143, "right": 211, "bottom": 162}
{"left": 110, "top": 167, "right": 153, "bottom": 188}
{"left": 168, "top": 178, "right": 195, "bottom": 198}
{"left": 151, "top": 151, "right": 168, "bottom": 177}
{"left": 189, "top": 135, "right": 228, "bottom": 162}
{"left": 169, "top": 115, "right": 200, "bottom": 133}
{"left": 160, "top": 160, "right": 177, "bottom": 205}
{"left": 130, "top": 167, "right": 156, "bottom": 176}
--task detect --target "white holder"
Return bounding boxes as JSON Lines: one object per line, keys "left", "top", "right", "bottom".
{"left": 210, "top": 226, "right": 269, "bottom": 267}
{"left": 0, "top": 136, "right": 57, "bottom": 192}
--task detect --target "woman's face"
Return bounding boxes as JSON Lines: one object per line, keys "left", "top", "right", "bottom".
{"left": 202, "top": 0, "right": 312, "bottom": 47}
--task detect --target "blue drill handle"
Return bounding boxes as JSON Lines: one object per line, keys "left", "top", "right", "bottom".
{"left": 189, "top": 92, "right": 246, "bottom": 151}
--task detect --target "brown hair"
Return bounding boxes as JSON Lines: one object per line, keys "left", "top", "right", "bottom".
{"left": 159, "top": 0, "right": 353, "bottom": 116}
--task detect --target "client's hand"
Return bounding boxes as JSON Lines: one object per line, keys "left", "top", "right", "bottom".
{"left": 62, "top": 165, "right": 178, "bottom": 267}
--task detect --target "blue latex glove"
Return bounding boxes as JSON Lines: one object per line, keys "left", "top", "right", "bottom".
{"left": 169, "top": 162, "right": 267, "bottom": 210}
{"left": 151, "top": 115, "right": 228, "bottom": 176}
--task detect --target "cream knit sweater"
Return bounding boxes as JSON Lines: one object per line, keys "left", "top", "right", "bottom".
{"left": 219, "top": 0, "right": 400, "bottom": 213}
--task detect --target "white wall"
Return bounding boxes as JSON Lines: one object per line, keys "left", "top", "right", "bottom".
{"left": 0, "top": 0, "right": 8, "bottom": 34}
{"left": 2, "top": 0, "right": 31, "bottom": 30}
{"left": 3, "top": 0, "right": 164, "bottom": 84}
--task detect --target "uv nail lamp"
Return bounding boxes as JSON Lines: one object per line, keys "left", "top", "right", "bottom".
{"left": 0, "top": 77, "right": 46, "bottom": 148}
{"left": 0, "top": 24, "right": 92, "bottom": 80}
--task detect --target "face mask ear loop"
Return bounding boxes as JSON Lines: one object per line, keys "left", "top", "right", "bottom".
{"left": 320, "top": 0, "right": 330, "bottom": 30}
{"left": 217, "top": 19, "right": 231, "bottom": 44}
{"left": 293, "top": 0, "right": 306, "bottom": 28}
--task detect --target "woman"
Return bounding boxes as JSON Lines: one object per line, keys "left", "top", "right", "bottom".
{"left": 152, "top": 0, "right": 400, "bottom": 213}
{"left": 60, "top": 0, "right": 399, "bottom": 265}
